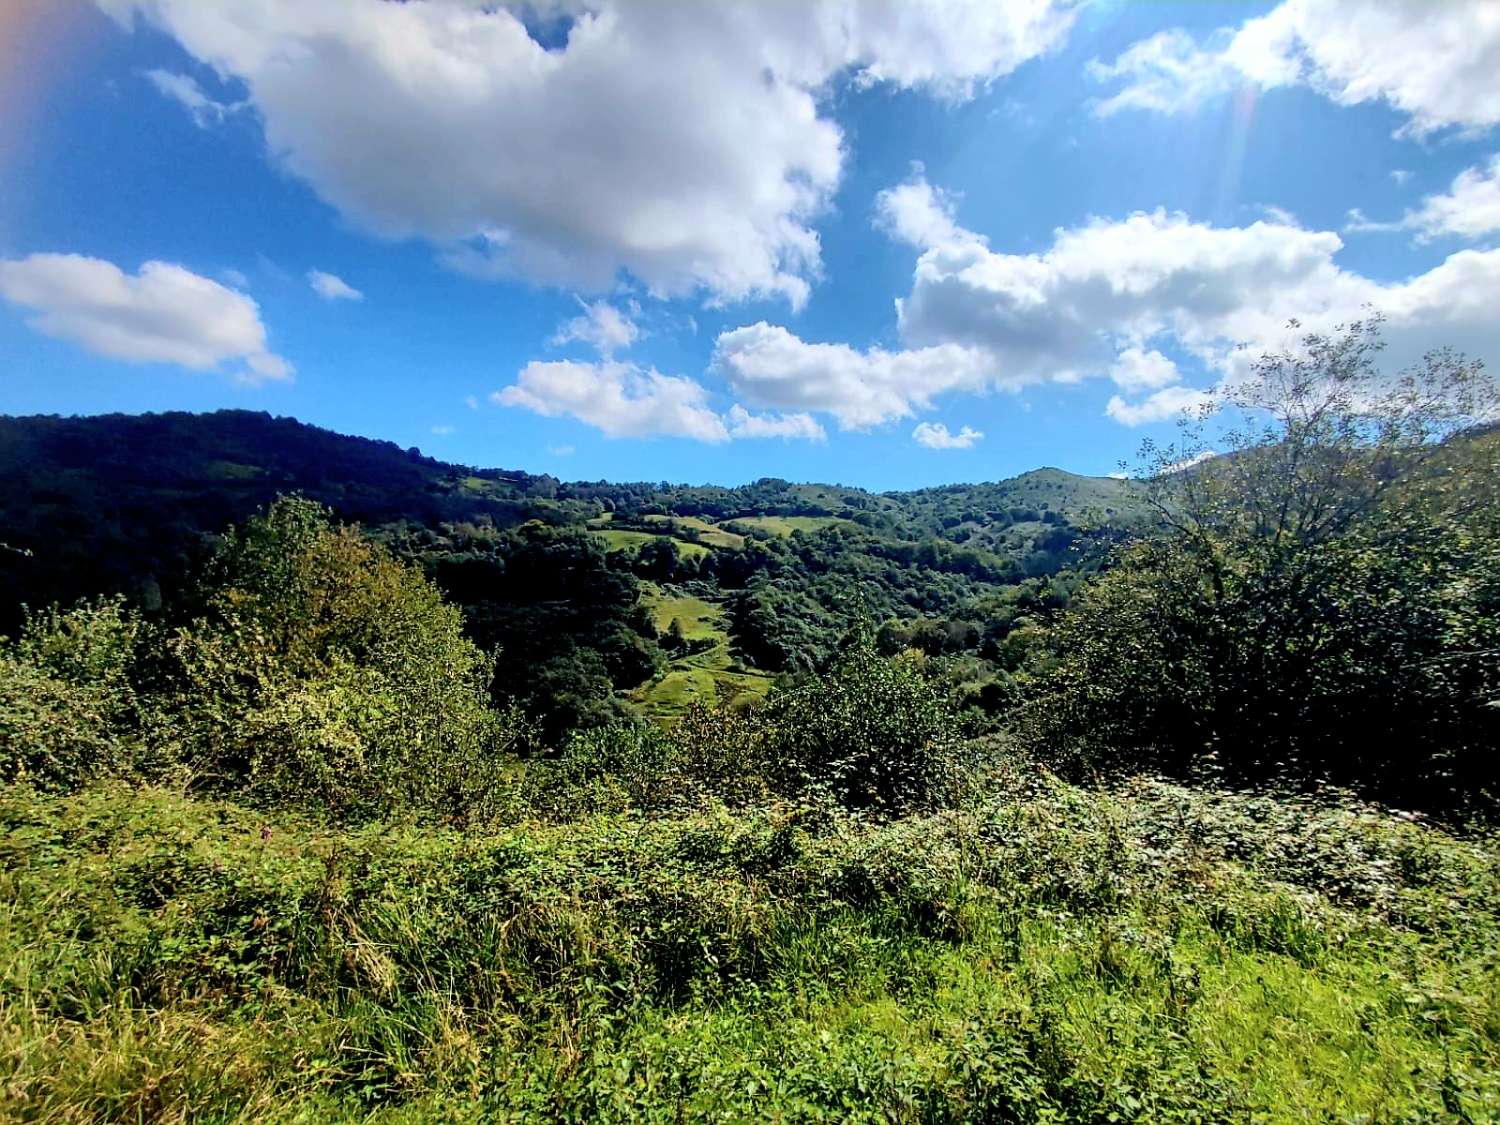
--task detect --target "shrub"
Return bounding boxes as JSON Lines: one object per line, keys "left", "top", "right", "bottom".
{"left": 761, "top": 636, "right": 964, "bottom": 814}
{"left": 164, "top": 495, "right": 520, "bottom": 821}
{"left": 0, "top": 597, "right": 148, "bottom": 790}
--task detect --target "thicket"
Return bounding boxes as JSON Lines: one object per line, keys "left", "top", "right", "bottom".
{"left": 1016, "top": 318, "right": 1500, "bottom": 812}
{"left": 2, "top": 496, "right": 519, "bottom": 822}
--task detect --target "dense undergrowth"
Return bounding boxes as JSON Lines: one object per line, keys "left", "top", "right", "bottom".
{"left": 3, "top": 772, "right": 1497, "bottom": 1122}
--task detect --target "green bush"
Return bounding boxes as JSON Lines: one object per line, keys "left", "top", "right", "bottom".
{"left": 761, "top": 637, "right": 965, "bottom": 814}
{"left": 0, "top": 597, "right": 148, "bottom": 790}
{"left": 3, "top": 779, "right": 1498, "bottom": 1121}
{"left": 161, "top": 496, "right": 523, "bottom": 821}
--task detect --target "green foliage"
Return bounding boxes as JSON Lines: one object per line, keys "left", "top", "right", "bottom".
{"left": 163, "top": 495, "right": 519, "bottom": 821}
{"left": 1017, "top": 319, "right": 1500, "bottom": 810}
{"left": 0, "top": 598, "right": 148, "bottom": 790}
{"left": 762, "top": 636, "right": 964, "bottom": 814}
{"left": 3, "top": 778, "right": 1498, "bottom": 1120}
{"left": 1, "top": 408, "right": 1133, "bottom": 734}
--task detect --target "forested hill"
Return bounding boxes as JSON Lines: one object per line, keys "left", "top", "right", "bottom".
{"left": 0, "top": 409, "right": 1139, "bottom": 736}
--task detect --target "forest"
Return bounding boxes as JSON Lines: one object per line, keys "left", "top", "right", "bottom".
{"left": 3, "top": 319, "right": 1499, "bottom": 1121}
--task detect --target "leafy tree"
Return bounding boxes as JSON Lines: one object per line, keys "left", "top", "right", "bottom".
{"left": 1016, "top": 318, "right": 1500, "bottom": 808}
{"left": 762, "top": 633, "right": 962, "bottom": 813}
{"left": 168, "top": 495, "right": 520, "bottom": 820}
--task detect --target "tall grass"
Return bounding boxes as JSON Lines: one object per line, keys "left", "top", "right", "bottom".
{"left": 2, "top": 774, "right": 1497, "bottom": 1121}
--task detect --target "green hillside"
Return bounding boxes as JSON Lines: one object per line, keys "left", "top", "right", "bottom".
{"left": 0, "top": 410, "right": 1143, "bottom": 733}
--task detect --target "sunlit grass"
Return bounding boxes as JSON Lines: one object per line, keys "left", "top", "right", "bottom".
{"left": 2, "top": 778, "right": 1496, "bottom": 1121}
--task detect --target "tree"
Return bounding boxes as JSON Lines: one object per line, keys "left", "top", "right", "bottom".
{"left": 168, "top": 495, "right": 520, "bottom": 821}
{"left": 762, "top": 633, "right": 962, "bottom": 813}
{"left": 1015, "top": 318, "right": 1500, "bottom": 808}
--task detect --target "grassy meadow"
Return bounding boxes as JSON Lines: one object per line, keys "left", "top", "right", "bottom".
{"left": 2, "top": 775, "right": 1496, "bottom": 1121}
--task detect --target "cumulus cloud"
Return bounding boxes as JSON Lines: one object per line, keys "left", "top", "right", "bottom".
{"left": 726, "top": 404, "right": 826, "bottom": 442}
{"left": 1105, "top": 385, "right": 1215, "bottom": 427}
{"left": 1109, "top": 346, "right": 1181, "bottom": 392}
{"left": 0, "top": 252, "right": 292, "bottom": 383}
{"left": 493, "top": 358, "right": 823, "bottom": 443}
{"left": 495, "top": 360, "right": 728, "bottom": 442}
{"left": 144, "top": 68, "right": 246, "bottom": 127}
{"left": 1398, "top": 156, "right": 1500, "bottom": 242}
{"left": 1089, "top": 0, "right": 1500, "bottom": 137}
{"left": 912, "top": 421, "right": 983, "bottom": 449}
{"left": 100, "top": 0, "right": 1075, "bottom": 306}
{"left": 551, "top": 298, "right": 638, "bottom": 357}
{"left": 720, "top": 170, "right": 1500, "bottom": 432}
{"left": 307, "top": 269, "right": 363, "bottom": 301}
{"left": 886, "top": 174, "right": 1500, "bottom": 408}
{"left": 875, "top": 175, "right": 976, "bottom": 251}
{"left": 712, "top": 322, "right": 996, "bottom": 429}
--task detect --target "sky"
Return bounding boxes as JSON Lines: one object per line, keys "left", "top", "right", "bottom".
{"left": 2, "top": 0, "right": 1499, "bottom": 490}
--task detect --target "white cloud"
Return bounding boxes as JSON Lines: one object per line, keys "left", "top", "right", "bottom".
{"left": 464, "top": 394, "right": 480, "bottom": 410}
{"left": 1391, "top": 170, "right": 1412, "bottom": 186}
{"left": 101, "top": 0, "right": 1074, "bottom": 306}
{"left": 493, "top": 357, "right": 827, "bottom": 443}
{"left": 1401, "top": 156, "right": 1500, "bottom": 242}
{"left": 875, "top": 174, "right": 976, "bottom": 251}
{"left": 495, "top": 360, "right": 728, "bottom": 442}
{"left": 548, "top": 444, "right": 576, "bottom": 457}
{"left": 0, "top": 252, "right": 292, "bottom": 383}
{"left": 889, "top": 174, "right": 1500, "bottom": 397}
{"left": 1162, "top": 449, "right": 1218, "bottom": 474}
{"left": 712, "top": 321, "right": 996, "bottom": 429}
{"left": 726, "top": 404, "right": 825, "bottom": 442}
{"left": 1087, "top": 29, "right": 1243, "bottom": 118}
{"left": 144, "top": 68, "right": 246, "bottom": 127}
{"left": 430, "top": 424, "right": 454, "bottom": 435}
{"left": 895, "top": 200, "right": 1358, "bottom": 382}
{"left": 1106, "top": 385, "right": 1215, "bottom": 427}
{"left": 912, "top": 421, "right": 983, "bottom": 449}
{"left": 1342, "top": 207, "right": 1402, "bottom": 236}
{"left": 551, "top": 298, "right": 638, "bottom": 357}
{"left": 720, "top": 171, "right": 1500, "bottom": 433}
{"left": 1347, "top": 160, "right": 1500, "bottom": 242}
{"left": 222, "top": 267, "right": 250, "bottom": 288}
{"left": 307, "top": 269, "right": 363, "bottom": 301}
{"left": 1109, "top": 346, "right": 1180, "bottom": 392}
{"left": 1089, "top": 0, "right": 1500, "bottom": 137}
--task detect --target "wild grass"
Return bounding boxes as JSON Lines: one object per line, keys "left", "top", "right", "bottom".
{"left": 635, "top": 591, "right": 773, "bottom": 720}
{"left": 589, "top": 528, "right": 713, "bottom": 559}
{"left": 642, "top": 515, "right": 746, "bottom": 550}
{"left": 644, "top": 593, "right": 723, "bottom": 640}
{"left": 2, "top": 774, "right": 1497, "bottom": 1121}
{"left": 724, "top": 516, "right": 856, "bottom": 537}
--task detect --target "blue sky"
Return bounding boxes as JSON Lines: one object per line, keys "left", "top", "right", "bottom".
{"left": 2, "top": 1, "right": 1498, "bottom": 489}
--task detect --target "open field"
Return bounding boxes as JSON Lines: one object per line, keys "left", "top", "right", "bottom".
{"left": 634, "top": 588, "right": 773, "bottom": 719}
{"left": 642, "top": 514, "right": 746, "bottom": 550}
{"left": 591, "top": 528, "right": 713, "bottom": 559}
{"left": 724, "top": 515, "right": 857, "bottom": 537}
{"left": 4, "top": 777, "right": 1496, "bottom": 1121}
{"left": 644, "top": 591, "right": 723, "bottom": 639}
